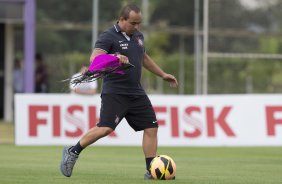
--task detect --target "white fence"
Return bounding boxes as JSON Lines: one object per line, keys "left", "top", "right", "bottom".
{"left": 15, "top": 94, "right": 282, "bottom": 146}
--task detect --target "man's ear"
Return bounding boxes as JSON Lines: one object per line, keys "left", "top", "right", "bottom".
{"left": 119, "top": 17, "right": 127, "bottom": 22}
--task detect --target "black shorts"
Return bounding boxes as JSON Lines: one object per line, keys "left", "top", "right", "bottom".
{"left": 97, "top": 94, "right": 158, "bottom": 131}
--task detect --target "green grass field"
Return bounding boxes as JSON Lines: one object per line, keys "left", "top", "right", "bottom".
{"left": 0, "top": 123, "right": 282, "bottom": 184}
{"left": 0, "top": 122, "right": 14, "bottom": 144}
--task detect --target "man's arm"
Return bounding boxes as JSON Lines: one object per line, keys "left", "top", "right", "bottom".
{"left": 90, "top": 49, "right": 107, "bottom": 63}
{"left": 90, "top": 49, "right": 129, "bottom": 64}
{"left": 143, "top": 53, "right": 178, "bottom": 88}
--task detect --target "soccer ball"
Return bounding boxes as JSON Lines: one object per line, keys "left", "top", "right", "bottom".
{"left": 149, "top": 155, "right": 176, "bottom": 180}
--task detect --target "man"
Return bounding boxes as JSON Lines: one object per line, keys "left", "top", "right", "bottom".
{"left": 60, "top": 4, "right": 178, "bottom": 179}
{"left": 13, "top": 58, "right": 24, "bottom": 93}
{"left": 35, "top": 53, "right": 48, "bottom": 93}
{"left": 70, "top": 65, "right": 97, "bottom": 95}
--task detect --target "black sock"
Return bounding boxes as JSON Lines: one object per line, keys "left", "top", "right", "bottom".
{"left": 145, "top": 157, "right": 154, "bottom": 171}
{"left": 70, "top": 141, "right": 84, "bottom": 155}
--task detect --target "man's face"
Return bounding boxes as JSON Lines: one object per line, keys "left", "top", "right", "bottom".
{"left": 120, "top": 11, "right": 142, "bottom": 35}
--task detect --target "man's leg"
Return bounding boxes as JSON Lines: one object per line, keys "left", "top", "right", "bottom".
{"left": 143, "top": 127, "right": 158, "bottom": 179}
{"left": 79, "top": 126, "right": 113, "bottom": 147}
{"left": 143, "top": 127, "right": 158, "bottom": 158}
{"left": 60, "top": 126, "right": 113, "bottom": 177}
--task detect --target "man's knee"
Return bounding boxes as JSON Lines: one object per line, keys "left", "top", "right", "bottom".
{"left": 144, "top": 127, "right": 158, "bottom": 136}
{"left": 98, "top": 126, "right": 114, "bottom": 137}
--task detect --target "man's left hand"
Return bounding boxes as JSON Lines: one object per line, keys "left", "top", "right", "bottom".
{"left": 162, "top": 74, "right": 178, "bottom": 88}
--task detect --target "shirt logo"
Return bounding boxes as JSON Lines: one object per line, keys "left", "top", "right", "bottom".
{"left": 120, "top": 43, "right": 128, "bottom": 50}
{"left": 136, "top": 37, "right": 144, "bottom": 47}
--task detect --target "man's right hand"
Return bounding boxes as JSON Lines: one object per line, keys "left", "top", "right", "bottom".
{"left": 116, "top": 54, "right": 129, "bottom": 64}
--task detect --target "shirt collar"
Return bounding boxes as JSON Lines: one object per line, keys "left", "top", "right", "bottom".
{"left": 114, "top": 23, "right": 121, "bottom": 32}
{"left": 114, "top": 23, "right": 131, "bottom": 41}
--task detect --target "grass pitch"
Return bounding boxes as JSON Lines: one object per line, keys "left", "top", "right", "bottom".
{"left": 0, "top": 145, "right": 281, "bottom": 184}
{"left": 0, "top": 123, "right": 281, "bottom": 183}
{"left": 0, "top": 122, "right": 14, "bottom": 144}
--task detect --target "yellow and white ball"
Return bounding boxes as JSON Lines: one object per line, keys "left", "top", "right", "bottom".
{"left": 149, "top": 155, "right": 176, "bottom": 180}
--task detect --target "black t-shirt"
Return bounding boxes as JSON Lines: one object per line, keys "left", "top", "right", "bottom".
{"left": 95, "top": 24, "right": 146, "bottom": 95}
